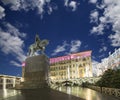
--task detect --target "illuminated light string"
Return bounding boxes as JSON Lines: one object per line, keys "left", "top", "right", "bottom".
{"left": 22, "top": 51, "right": 92, "bottom": 65}
{"left": 50, "top": 51, "right": 91, "bottom": 64}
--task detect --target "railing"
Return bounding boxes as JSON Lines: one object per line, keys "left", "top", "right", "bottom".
{"left": 88, "top": 85, "right": 101, "bottom": 92}
{"left": 102, "top": 87, "right": 120, "bottom": 98}
{"left": 88, "top": 85, "right": 120, "bottom": 98}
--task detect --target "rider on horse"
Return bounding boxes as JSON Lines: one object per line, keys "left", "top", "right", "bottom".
{"left": 28, "top": 34, "right": 49, "bottom": 56}
{"left": 35, "top": 34, "right": 40, "bottom": 47}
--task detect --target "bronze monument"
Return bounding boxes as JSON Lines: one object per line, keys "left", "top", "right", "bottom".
{"left": 21, "top": 34, "right": 49, "bottom": 89}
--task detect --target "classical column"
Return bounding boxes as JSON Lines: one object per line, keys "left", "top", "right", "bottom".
{"left": 67, "top": 66, "right": 70, "bottom": 79}
{"left": 3, "top": 78, "right": 6, "bottom": 89}
{"left": 13, "top": 78, "right": 16, "bottom": 88}
{"left": 75, "top": 64, "right": 79, "bottom": 79}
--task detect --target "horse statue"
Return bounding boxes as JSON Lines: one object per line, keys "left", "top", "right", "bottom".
{"left": 28, "top": 34, "right": 49, "bottom": 56}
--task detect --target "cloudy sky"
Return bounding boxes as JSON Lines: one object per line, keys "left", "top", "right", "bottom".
{"left": 0, "top": 0, "right": 120, "bottom": 76}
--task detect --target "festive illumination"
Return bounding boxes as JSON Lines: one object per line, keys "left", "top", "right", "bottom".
{"left": 50, "top": 51, "right": 91, "bottom": 64}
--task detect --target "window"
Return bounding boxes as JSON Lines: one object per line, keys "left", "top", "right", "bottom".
{"left": 83, "top": 63, "right": 86, "bottom": 66}
{"left": 76, "top": 59, "right": 79, "bottom": 62}
{"left": 0, "top": 79, "right": 3, "bottom": 83}
{"left": 83, "top": 58, "right": 86, "bottom": 61}
{"left": 79, "top": 64, "right": 82, "bottom": 67}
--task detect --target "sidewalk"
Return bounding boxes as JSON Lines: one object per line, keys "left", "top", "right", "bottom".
{"left": 0, "top": 89, "right": 20, "bottom": 100}
{"left": 1, "top": 88, "right": 85, "bottom": 100}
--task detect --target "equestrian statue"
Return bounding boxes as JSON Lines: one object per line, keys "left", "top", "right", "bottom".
{"left": 28, "top": 34, "right": 49, "bottom": 56}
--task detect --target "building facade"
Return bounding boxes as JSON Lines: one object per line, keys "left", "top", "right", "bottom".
{"left": 0, "top": 75, "right": 21, "bottom": 89}
{"left": 50, "top": 51, "right": 93, "bottom": 82}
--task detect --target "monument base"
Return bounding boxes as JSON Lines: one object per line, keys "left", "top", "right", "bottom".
{"left": 20, "top": 54, "right": 49, "bottom": 89}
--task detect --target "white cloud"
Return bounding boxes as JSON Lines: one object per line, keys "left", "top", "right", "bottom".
{"left": 90, "top": 10, "right": 99, "bottom": 23}
{"left": 1, "top": 0, "right": 53, "bottom": 15}
{"left": 69, "top": 1, "right": 78, "bottom": 11}
{"left": 108, "top": 33, "right": 120, "bottom": 47}
{"left": 0, "top": 32, "right": 23, "bottom": 54}
{"left": 91, "top": 24, "right": 104, "bottom": 35}
{"left": 64, "top": 0, "right": 69, "bottom": 6}
{"left": 1, "top": 0, "right": 21, "bottom": 11}
{"left": 90, "top": 0, "right": 120, "bottom": 47}
{"left": 10, "top": 60, "right": 21, "bottom": 67}
{"left": 99, "top": 17, "right": 106, "bottom": 23}
{"left": 30, "top": 0, "right": 51, "bottom": 15}
{"left": 4, "top": 22, "right": 26, "bottom": 37}
{"left": 48, "top": 6, "right": 53, "bottom": 15}
{"left": 0, "top": 6, "right": 5, "bottom": 19}
{"left": 0, "top": 23, "right": 26, "bottom": 64}
{"left": 64, "top": 0, "right": 79, "bottom": 11}
{"left": 99, "top": 46, "right": 107, "bottom": 53}
{"left": 70, "top": 40, "right": 81, "bottom": 53}
{"left": 52, "top": 40, "right": 82, "bottom": 56}
{"left": 89, "top": 0, "right": 97, "bottom": 4}
{"left": 103, "top": 0, "right": 115, "bottom": 5}
{"left": 51, "top": 41, "right": 68, "bottom": 56}
{"left": 99, "top": 54, "right": 105, "bottom": 58}
{"left": 0, "top": 31, "right": 26, "bottom": 62}
{"left": 92, "top": 60, "right": 99, "bottom": 65}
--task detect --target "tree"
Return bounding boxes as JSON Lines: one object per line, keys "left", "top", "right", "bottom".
{"left": 96, "top": 69, "right": 120, "bottom": 89}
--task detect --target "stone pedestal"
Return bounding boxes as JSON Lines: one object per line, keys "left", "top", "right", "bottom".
{"left": 21, "top": 54, "right": 49, "bottom": 89}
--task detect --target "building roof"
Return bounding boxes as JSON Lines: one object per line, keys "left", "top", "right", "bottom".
{"left": 0, "top": 74, "right": 21, "bottom": 78}
{"left": 50, "top": 50, "right": 92, "bottom": 64}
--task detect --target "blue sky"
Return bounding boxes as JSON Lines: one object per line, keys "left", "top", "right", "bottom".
{"left": 0, "top": 0, "right": 120, "bottom": 76}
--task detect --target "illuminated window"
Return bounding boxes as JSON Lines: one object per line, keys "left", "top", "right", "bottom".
{"left": 83, "top": 58, "right": 87, "bottom": 61}
{"left": 79, "top": 64, "right": 82, "bottom": 67}
{"left": 83, "top": 63, "right": 85, "bottom": 66}
{"left": 76, "top": 59, "right": 79, "bottom": 62}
